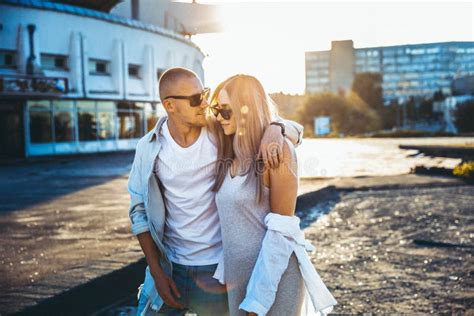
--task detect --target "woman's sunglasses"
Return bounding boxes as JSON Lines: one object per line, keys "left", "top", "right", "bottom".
{"left": 163, "top": 87, "right": 210, "bottom": 107}
{"left": 210, "top": 103, "right": 233, "bottom": 120}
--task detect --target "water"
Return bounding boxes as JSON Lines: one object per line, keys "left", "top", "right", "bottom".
{"left": 296, "top": 137, "right": 473, "bottom": 178}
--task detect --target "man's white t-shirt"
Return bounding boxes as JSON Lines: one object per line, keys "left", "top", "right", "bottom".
{"left": 155, "top": 121, "right": 222, "bottom": 266}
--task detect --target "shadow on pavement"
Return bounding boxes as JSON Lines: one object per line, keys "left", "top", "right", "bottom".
{"left": 14, "top": 258, "right": 146, "bottom": 316}
{"left": 0, "top": 152, "right": 135, "bottom": 213}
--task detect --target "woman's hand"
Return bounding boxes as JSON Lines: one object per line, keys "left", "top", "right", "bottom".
{"left": 259, "top": 124, "right": 284, "bottom": 169}
{"left": 247, "top": 313, "right": 257, "bottom": 316}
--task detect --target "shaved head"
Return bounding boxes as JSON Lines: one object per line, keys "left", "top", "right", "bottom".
{"left": 158, "top": 67, "right": 201, "bottom": 102}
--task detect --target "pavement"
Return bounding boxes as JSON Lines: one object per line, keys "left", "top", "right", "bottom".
{"left": 303, "top": 184, "right": 474, "bottom": 314}
{"left": 0, "top": 152, "right": 471, "bottom": 315}
{"left": 0, "top": 152, "right": 140, "bottom": 315}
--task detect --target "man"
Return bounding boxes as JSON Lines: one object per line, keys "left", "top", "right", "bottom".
{"left": 128, "top": 67, "right": 303, "bottom": 315}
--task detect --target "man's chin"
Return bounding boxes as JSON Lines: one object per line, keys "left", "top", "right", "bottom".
{"left": 194, "top": 117, "right": 207, "bottom": 127}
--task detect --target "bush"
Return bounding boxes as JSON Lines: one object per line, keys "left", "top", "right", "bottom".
{"left": 453, "top": 161, "right": 474, "bottom": 180}
{"left": 297, "top": 92, "right": 381, "bottom": 136}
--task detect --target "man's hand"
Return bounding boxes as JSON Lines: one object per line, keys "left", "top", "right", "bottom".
{"left": 258, "top": 124, "right": 284, "bottom": 169}
{"left": 150, "top": 265, "right": 185, "bottom": 309}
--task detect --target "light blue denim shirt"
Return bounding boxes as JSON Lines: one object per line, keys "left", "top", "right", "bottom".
{"left": 128, "top": 116, "right": 171, "bottom": 312}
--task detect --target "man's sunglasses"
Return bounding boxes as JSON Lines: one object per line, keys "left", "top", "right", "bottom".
{"left": 210, "top": 103, "right": 233, "bottom": 120}
{"left": 163, "top": 88, "right": 210, "bottom": 107}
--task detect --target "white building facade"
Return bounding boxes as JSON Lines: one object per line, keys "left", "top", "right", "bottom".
{"left": 0, "top": 0, "right": 205, "bottom": 158}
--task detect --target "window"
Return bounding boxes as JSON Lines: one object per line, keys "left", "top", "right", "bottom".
{"left": 53, "top": 100, "right": 75, "bottom": 142}
{"left": 128, "top": 64, "right": 141, "bottom": 78}
{"left": 77, "top": 101, "right": 97, "bottom": 141}
{"left": 0, "top": 50, "right": 15, "bottom": 68}
{"left": 97, "top": 102, "right": 116, "bottom": 140}
{"left": 88, "top": 59, "right": 110, "bottom": 75}
{"left": 41, "top": 54, "right": 68, "bottom": 70}
{"left": 145, "top": 103, "right": 158, "bottom": 132}
{"left": 28, "top": 101, "right": 52, "bottom": 143}
{"left": 117, "top": 101, "right": 144, "bottom": 139}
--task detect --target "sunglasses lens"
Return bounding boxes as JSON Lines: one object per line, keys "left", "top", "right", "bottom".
{"left": 190, "top": 89, "right": 210, "bottom": 107}
{"left": 221, "top": 109, "right": 232, "bottom": 120}
{"left": 189, "top": 94, "right": 201, "bottom": 107}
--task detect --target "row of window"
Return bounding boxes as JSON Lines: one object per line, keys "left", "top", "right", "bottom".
{"left": 305, "top": 59, "right": 330, "bottom": 66}
{"left": 356, "top": 45, "right": 474, "bottom": 58}
{"left": 355, "top": 66, "right": 381, "bottom": 73}
{"left": 383, "top": 79, "right": 451, "bottom": 89}
{"left": 0, "top": 50, "right": 166, "bottom": 80}
{"left": 306, "top": 77, "right": 329, "bottom": 85}
{"left": 306, "top": 69, "right": 329, "bottom": 77}
{"left": 383, "top": 71, "right": 456, "bottom": 81}
{"left": 356, "top": 50, "right": 380, "bottom": 58}
{"left": 27, "top": 100, "right": 163, "bottom": 144}
{"left": 356, "top": 55, "right": 474, "bottom": 68}
{"left": 385, "top": 88, "right": 443, "bottom": 96}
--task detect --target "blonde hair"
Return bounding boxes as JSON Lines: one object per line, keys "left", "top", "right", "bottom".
{"left": 211, "top": 74, "right": 277, "bottom": 204}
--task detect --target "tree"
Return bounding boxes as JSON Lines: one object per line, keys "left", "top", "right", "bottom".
{"left": 351, "top": 73, "right": 383, "bottom": 111}
{"left": 379, "top": 101, "right": 398, "bottom": 129}
{"left": 454, "top": 100, "right": 474, "bottom": 133}
{"left": 419, "top": 98, "right": 434, "bottom": 120}
{"left": 433, "top": 89, "right": 445, "bottom": 101}
{"left": 297, "top": 92, "right": 381, "bottom": 136}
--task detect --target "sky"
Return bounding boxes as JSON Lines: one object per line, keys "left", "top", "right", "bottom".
{"left": 189, "top": 1, "right": 474, "bottom": 94}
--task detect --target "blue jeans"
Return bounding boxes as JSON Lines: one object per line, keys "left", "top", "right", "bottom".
{"left": 137, "top": 263, "right": 229, "bottom": 316}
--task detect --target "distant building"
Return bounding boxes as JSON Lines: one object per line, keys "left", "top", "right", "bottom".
{"left": 305, "top": 40, "right": 474, "bottom": 104}
{"left": 0, "top": 0, "right": 216, "bottom": 158}
{"left": 452, "top": 75, "right": 474, "bottom": 95}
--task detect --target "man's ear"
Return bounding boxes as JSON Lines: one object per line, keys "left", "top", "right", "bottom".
{"left": 162, "top": 99, "right": 174, "bottom": 113}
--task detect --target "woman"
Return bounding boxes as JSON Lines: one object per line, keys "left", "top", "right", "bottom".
{"left": 210, "top": 74, "right": 337, "bottom": 316}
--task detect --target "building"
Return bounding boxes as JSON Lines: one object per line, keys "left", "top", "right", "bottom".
{"left": 0, "top": 0, "right": 215, "bottom": 159}
{"left": 433, "top": 76, "right": 474, "bottom": 134}
{"left": 452, "top": 75, "right": 474, "bottom": 95}
{"left": 305, "top": 40, "right": 474, "bottom": 104}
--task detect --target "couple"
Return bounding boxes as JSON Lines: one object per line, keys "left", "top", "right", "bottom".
{"left": 128, "top": 67, "right": 337, "bottom": 316}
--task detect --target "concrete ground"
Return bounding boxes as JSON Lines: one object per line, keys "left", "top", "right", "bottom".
{"left": 0, "top": 152, "right": 139, "bottom": 315}
{"left": 303, "top": 184, "right": 474, "bottom": 314}
{"left": 0, "top": 152, "right": 472, "bottom": 314}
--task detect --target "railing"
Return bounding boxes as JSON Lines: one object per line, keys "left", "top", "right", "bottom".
{"left": 0, "top": 74, "right": 68, "bottom": 97}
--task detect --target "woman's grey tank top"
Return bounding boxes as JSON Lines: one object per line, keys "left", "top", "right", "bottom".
{"left": 215, "top": 171, "right": 304, "bottom": 316}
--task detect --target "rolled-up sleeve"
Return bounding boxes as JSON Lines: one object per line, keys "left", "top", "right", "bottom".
{"left": 128, "top": 146, "right": 149, "bottom": 236}
{"left": 287, "top": 120, "right": 304, "bottom": 146}
{"left": 275, "top": 115, "right": 304, "bottom": 147}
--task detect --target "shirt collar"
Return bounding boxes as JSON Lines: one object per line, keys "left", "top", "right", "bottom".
{"left": 148, "top": 116, "right": 168, "bottom": 142}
